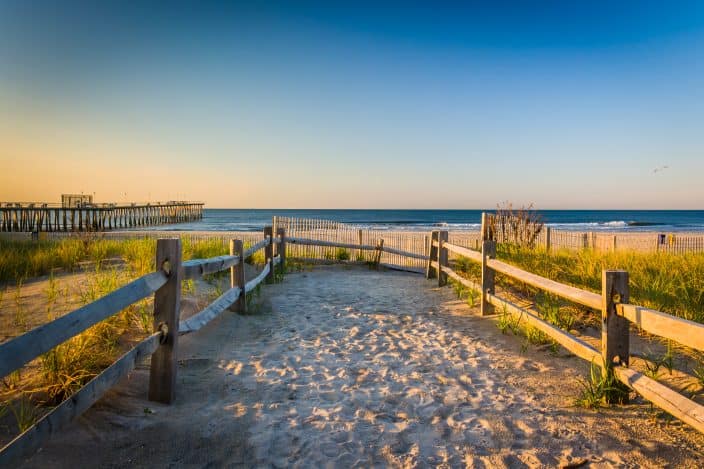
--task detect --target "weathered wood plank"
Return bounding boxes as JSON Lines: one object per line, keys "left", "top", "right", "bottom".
{"left": 614, "top": 366, "right": 704, "bottom": 434}
{"left": 182, "top": 255, "right": 240, "bottom": 279}
{"left": 229, "top": 239, "right": 246, "bottom": 313}
{"left": 486, "top": 258, "right": 602, "bottom": 310}
{"left": 443, "top": 242, "right": 483, "bottom": 263}
{"left": 0, "top": 332, "right": 161, "bottom": 466}
{"left": 179, "top": 287, "right": 242, "bottom": 334}
{"left": 617, "top": 304, "right": 704, "bottom": 352}
{"left": 245, "top": 263, "right": 271, "bottom": 293}
{"left": 481, "top": 240, "right": 496, "bottom": 316}
{"left": 0, "top": 271, "right": 167, "bottom": 379}
{"left": 438, "top": 231, "right": 449, "bottom": 287}
{"left": 381, "top": 245, "right": 428, "bottom": 260}
{"left": 276, "top": 228, "right": 286, "bottom": 275}
{"left": 426, "top": 231, "right": 439, "bottom": 279}
{"left": 602, "top": 270, "right": 630, "bottom": 371}
{"left": 149, "top": 239, "right": 182, "bottom": 404}
{"left": 442, "top": 264, "right": 482, "bottom": 292}
{"left": 243, "top": 237, "right": 271, "bottom": 259}
{"left": 488, "top": 294, "right": 602, "bottom": 364}
{"left": 264, "top": 226, "right": 274, "bottom": 284}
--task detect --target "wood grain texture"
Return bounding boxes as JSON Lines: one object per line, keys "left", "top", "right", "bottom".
{"left": 614, "top": 366, "right": 704, "bottom": 434}
{"left": 245, "top": 263, "right": 271, "bottom": 293}
{"left": 487, "top": 293, "right": 602, "bottom": 364}
{"left": 617, "top": 304, "right": 704, "bottom": 352}
{"left": 179, "top": 287, "right": 242, "bottom": 334}
{"left": 443, "top": 242, "right": 483, "bottom": 263}
{"left": 149, "top": 238, "right": 182, "bottom": 404}
{"left": 481, "top": 240, "right": 496, "bottom": 316}
{"left": 264, "top": 226, "right": 274, "bottom": 284}
{"left": 243, "top": 237, "right": 271, "bottom": 259}
{"left": 276, "top": 228, "right": 286, "bottom": 275}
{"left": 229, "top": 239, "right": 246, "bottom": 313}
{"left": 602, "top": 270, "right": 630, "bottom": 368}
{"left": 182, "top": 255, "right": 240, "bottom": 280}
{"left": 438, "top": 231, "right": 449, "bottom": 287}
{"left": 441, "top": 264, "right": 482, "bottom": 292}
{"left": 487, "top": 258, "right": 602, "bottom": 310}
{"left": 381, "top": 245, "right": 428, "bottom": 260}
{"left": 426, "top": 231, "right": 439, "bottom": 279}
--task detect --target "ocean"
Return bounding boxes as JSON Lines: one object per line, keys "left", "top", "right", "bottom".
{"left": 131, "top": 209, "right": 704, "bottom": 233}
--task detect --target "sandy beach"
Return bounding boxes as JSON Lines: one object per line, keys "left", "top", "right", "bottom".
{"left": 17, "top": 265, "right": 704, "bottom": 468}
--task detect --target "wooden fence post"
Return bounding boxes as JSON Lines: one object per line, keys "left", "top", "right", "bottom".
{"left": 601, "top": 269, "right": 630, "bottom": 403}
{"left": 149, "top": 238, "right": 182, "bottom": 404}
{"left": 374, "top": 238, "right": 384, "bottom": 268}
{"left": 481, "top": 239, "right": 496, "bottom": 316}
{"left": 358, "top": 229, "right": 363, "bottom": 261}
{"left": 229, "top": 239, "right": 246, "bottom": 313}
{"left": 612, "top": 235, "right": 617, "bottom": 252}
{"left": 264, "top": 225, "right": 274, "bottom": 284}
{"left": 426, "top": 230, "right": 439, "bottom": 279}
{"left": 481, "top": 212, "right": 488, "bottom": 241}
{"left": 276, "top": 227, "right": 286, "bottom": 277}
{"left": 438, "top": 230, "right": 449, "bottom": 286}
{"left": 545, "top": 227, "right": 552, "bottom": 252}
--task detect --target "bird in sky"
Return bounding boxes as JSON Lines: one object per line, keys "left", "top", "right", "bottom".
{"left": 653, "top": 165, "right": 670, "bottom": 174}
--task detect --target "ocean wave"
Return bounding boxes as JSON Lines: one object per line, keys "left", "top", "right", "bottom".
{"left": 546, "top": 220, "right": 675, "bottom": 231}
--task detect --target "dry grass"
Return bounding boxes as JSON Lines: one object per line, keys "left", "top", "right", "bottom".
{"left": 0, "top": 236, "right": 235, "bottom": 440}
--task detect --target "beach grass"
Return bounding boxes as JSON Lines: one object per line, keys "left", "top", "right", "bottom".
{"left": 498, "top": 245, "right": 704, "bottom": 324}
{"left": 0, "top": 237, "right": 238, "bottom": 283}
{"left": 450, "top": 244, "right": 704, "bottom": 324}
{"left": 0, "top": 236, "right": 236, "bottom": 432}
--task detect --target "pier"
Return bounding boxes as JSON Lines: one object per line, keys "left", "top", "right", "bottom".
{"left": 0, "top": 201, "right": 203, "bottom": 232}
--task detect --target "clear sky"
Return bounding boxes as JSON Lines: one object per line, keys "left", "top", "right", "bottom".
{"left": 2, "top": 1, "right": 703, "bottom": 209}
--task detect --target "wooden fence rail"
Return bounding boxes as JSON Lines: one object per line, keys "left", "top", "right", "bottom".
{"left": 426, "top": 212, "right": 704, "bottom": 435}
{"left": 0, "top": 226, "right": 282, "bottom": 466}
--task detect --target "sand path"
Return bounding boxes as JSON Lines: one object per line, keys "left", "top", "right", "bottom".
{"left": 23, "top": 266, "right": 704, "bottom": 468}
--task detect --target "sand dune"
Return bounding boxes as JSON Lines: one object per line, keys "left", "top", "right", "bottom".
{"left": 23, "top": 266, "right": 704, "bottom": 468}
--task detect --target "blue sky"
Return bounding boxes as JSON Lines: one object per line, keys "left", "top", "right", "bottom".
{"left": 2, "top": 1, "right": 704, "bottom": 208}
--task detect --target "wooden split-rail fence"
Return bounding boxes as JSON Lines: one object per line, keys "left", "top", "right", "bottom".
{"left": 426, "top": 213, "right": 704, "bottom": 435}
{"left": 3, "top": 214, "right": 704, "bottom": 466}
{"left": 0, "top": 202, "right": 203, "bottom": 233}
{"left": 0, "top": 226, "right": 284, "bottom": 466}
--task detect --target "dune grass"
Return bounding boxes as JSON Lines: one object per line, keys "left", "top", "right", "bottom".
{"left": 0, "top": 236, "right": 237, "bottom": 282}
{"left": 498, "top": 245, "right": 704, "bottom": 323}
{"left": 451, "top": 244, "right": 704, "bottom": 324}
{"left": 0, "top": 236, "right": 237, "bottom": 433}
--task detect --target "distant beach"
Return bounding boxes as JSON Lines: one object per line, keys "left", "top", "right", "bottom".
{"left": 128, "top": 209, "right": 704, "bottom": 233}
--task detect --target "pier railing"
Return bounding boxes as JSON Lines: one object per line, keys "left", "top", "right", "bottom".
{"left": 0, "top": 226, "right": 284, "bottom": 465}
